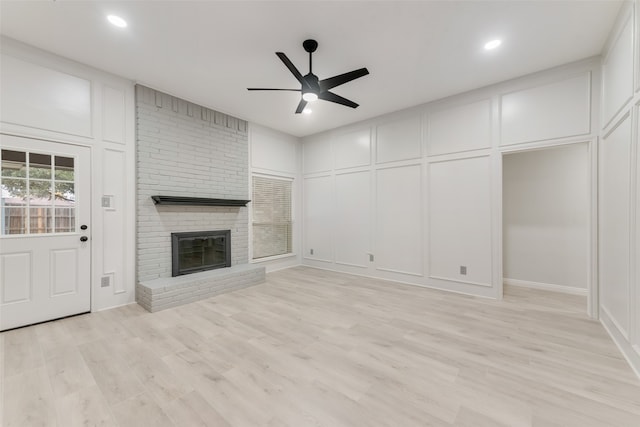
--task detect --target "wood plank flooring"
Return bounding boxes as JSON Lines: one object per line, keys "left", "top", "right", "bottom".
{"left": 2, "top": 266, "right": 640, "bottom": 426}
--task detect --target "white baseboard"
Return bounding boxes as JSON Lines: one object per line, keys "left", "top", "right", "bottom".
{"left": 303, "top": 264, "right": 496, "bottom": 299}
{"left": 95, "top": 301, "right": 138, "bottom": 312}
{"left": 503, "top": 278, "right": 588, "bottom": 296}
{"left": 600, "top": 308, "right": 640, "bottom": 381}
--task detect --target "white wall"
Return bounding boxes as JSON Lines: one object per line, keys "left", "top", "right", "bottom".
{"left": 301, "top": 58, "right": 599, "bottom": 300}
{"left": 598, "top": 0, "right": 640, "bottom": 377}
{"left": 503, "top": 144, "right": 589, "bottom": 293}
{"left": 249, "top": 124, "right": 302, "bottom": 272}
{"left": 0, "top": 37, "right": 136, "bottom": 311}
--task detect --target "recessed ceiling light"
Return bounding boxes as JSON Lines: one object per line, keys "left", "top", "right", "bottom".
{"left": 302, "top": 108, "right": 312, "bottom": 115}
{"left": 484, "top": 39, "right": 502, "bottom": 50}
{"left": 107, "top": 15, "right": 127, "bottom": 28}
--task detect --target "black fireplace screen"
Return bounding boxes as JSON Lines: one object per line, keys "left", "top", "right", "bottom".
{"left": 171, "top": 230, "right": 231, "bottom": 276}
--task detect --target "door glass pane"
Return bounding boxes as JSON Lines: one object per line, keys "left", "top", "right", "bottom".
{"left": 1, "top": 150, "right": 27, "bottom": 178}
{"left": 54, "top": 206, "right": 74, "bottom": 233}
{"left": 54, "top": 182, "right": 75, "bottom": 233}
{"left": 29, "top": 179, "right": 52, "bottom": 201}
{"left": 1, "top": 178, "right": 27, "bottom": 235}
{"left": 54, "top": 156, "right": 74, "bottom": 181}
{"left": 1, "top": 177, "right": 27, "bottom": 198}
{"left": 30, "top": 207, "right": 53, "bottom": 234}
{"left": 55, "top": 182, "right": 75, "bottom": 202}
{"left": 29, "top": 153, "right": 52, "bottom": 180}
{"left": 3, "top": 207, "right": 26, "bottom": 234}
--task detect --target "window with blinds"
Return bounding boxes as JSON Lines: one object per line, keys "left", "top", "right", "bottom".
{"left": 252, "top": 175, "right": 292, "bottom": 259}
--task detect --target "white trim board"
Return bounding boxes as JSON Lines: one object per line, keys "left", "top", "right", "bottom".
{"left": 601, "top": 308, "right": 640, "bottom": 381}
{"left": 504, "top": 278, "right": 588, "bottom": 296}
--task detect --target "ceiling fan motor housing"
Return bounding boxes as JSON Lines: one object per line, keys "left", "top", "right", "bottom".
{"left": 303, "top": 73, "right": 320, "bottom": 92}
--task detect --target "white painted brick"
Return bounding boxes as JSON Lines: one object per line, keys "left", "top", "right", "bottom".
{"left": 136, "top": 85, "right": 250, "bottom": 283}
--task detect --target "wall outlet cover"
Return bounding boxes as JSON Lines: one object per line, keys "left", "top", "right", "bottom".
{"left": 101, "top": 196, "right": 112, "bottom": 208}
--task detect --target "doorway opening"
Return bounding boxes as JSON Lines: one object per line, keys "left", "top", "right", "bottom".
{"left": 502, "top": 142, "right": 592, "bottom": 314}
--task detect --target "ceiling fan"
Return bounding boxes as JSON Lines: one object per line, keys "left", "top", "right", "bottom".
{"left": 248, "top": 39, "right": 369, "bottom": 114}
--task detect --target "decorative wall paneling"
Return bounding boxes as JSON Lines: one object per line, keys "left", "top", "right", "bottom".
{"left": 302, "top": 57, "right": 599, "bottom": 301}
{"left": 375, "top": 164, "right": 423, "bottom": 276}
{"left": 376, "top": 114, "right": 422, "bottom": 164}
{"left": 428, "top": 156, "right": 493, "bottom": 287}
{"left": 249, "top": 124, "right": 302, "bottom": 272}
{"left": 500, "top": 72, "right": 591, "bottom": 146}
{"left": 0, "top": 54, "right": 92, "bottom": 138}
{"left": 334, "top": 170, "right": 371, "bottom": 269}
{"left": 303, "top": 134, "right": 332, "bottom": 174}
{"left": 600, "top": 115, "right": 632, "bottom": 337}
{"left": 303, "top": 175, "right": 334, "bottom": 264}
{"left": 602, "top": 11, "right": 635, "bottom": 128}
{"left": 0, "top": 37, "right": 136, "bottom": 312}
{"left": 103, "top": 148, "right": 127, "bottom": 295}
{"left": 333, "top": 128, "right": 371, "bottom": 170}
{"left": 102, "top": 85, "right": 127, "bottom": 144}
{"left": 427, "top": 98, "right": 492, "bottom": 156}
{"left": 635, "top": 101, "right": 640, "bottom": 353}
{"left": 598, "top": 0, "right": 640, "bottom": 378}
{"left": 637, "top": 2, "right": 640, "bottom": 94}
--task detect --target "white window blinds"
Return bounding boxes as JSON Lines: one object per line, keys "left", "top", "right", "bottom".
{"left": 252, "top": 175, "right": 292, "bottom": 259}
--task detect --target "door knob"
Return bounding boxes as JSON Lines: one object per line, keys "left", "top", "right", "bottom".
{"left": 80, "top": 236, "right": 88, "bottom": 242}
{"left": 80, "top": 225, "right": 88, "bottom": 230}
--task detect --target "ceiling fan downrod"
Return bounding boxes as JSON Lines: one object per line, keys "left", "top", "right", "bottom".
{"left": 303, "top": 39, "right": 318, "bottom": 74}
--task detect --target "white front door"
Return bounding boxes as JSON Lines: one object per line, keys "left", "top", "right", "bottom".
{"left": 0, "top": 134, "right": 91, "bottom": 331}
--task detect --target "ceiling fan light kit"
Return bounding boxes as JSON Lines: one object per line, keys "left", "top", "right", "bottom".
{"left": 248, "top": 39, "right": 369, "bottom": 114}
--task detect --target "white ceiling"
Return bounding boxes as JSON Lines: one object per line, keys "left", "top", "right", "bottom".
{"left": 0, "top": 1, "right": 622, "bottom": 138}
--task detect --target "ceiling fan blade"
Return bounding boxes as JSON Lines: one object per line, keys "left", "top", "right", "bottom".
{"left": 295, "top": 99, "right": 308, "bottom": 114}
{"left": 247, "top": 88, "right": 300, "bottom": 91}
{"left": 318, "top": 91, "right": 359, "bottom": 108}
{"left": 276, "top": 52, "right": 308, "bottom": 88}
{"left": 319, "top": 68, "right": 369, "bottom": 92}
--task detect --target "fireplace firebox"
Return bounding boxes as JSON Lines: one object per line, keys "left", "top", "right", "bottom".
{"left": 171, "top": 230, "right": 231, "bottom": 277}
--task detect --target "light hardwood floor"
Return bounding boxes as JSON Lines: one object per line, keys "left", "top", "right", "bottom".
{"left": 2, "top": 266, "right": 640, "bottom": 426}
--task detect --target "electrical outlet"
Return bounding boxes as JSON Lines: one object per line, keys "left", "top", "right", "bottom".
{"left": 101, "top": 276, "right": 110, "bottom": 287}
{"left": 101, "top": 196, "right": 111, "bottom": 208}
{"left": 460, "top": 266, "right": 467, "bottom": 275}
{"left": 310, "top": 248, "right": 314, "bottom": 255}
{"left": 369, "top": 254, "right": 374, "bottom": 262}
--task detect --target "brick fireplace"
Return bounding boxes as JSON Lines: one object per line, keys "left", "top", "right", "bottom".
{"left": 135, "top": 86, "right": 264, "bottom": 311}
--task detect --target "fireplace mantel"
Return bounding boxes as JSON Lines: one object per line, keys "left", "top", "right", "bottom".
{"left": 151, "top": 196, "right": 250, "bottom": 207}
